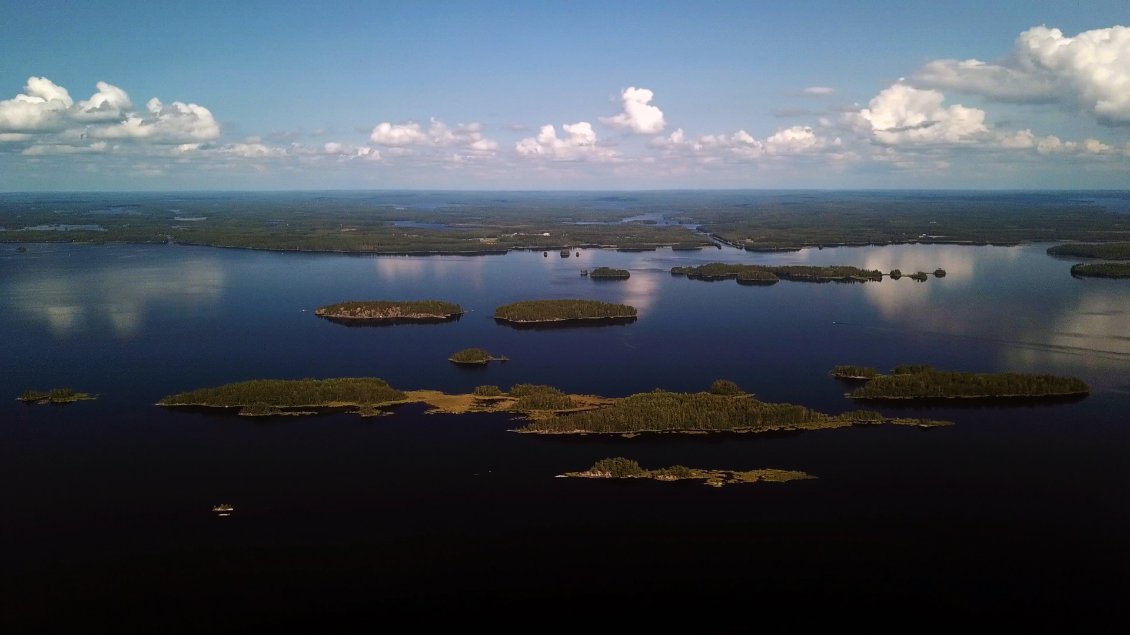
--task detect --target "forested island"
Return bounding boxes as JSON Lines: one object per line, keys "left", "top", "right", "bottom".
{"left": 157, "top": 378, "right": 409, "bottom": 416}
{"left": 671, "top": 263, "right": 884, "bottom": 284}
{"left": 18, "top": 388, "right": 96, "bottom": 404}
{"left": 1070, "top": 263, "right": 1130, "bottom": 278}
{"left": 561, "top": 457, "right": 815, "bottom": 487}
{"left": 588, "top": 267, "right": 630, "bottom": 279}
{"left": 493, "top": 299, "right": 637, "bottom": 324}
{"left": 449, "top": 348, "right": 508, "bottom": 365}
{"left": 314, "top": 300, "right": 463, "bottom": 324}
{"left": 156, "top": 378, "right": 609, "bottom": 418}
{"left": 1047, "top": 242, "right": 1130, "bottom": 260}
{"left": 842, "top": 365, "right": 1090, "bottom": 400}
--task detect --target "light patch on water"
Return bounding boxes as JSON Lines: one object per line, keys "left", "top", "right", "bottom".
{"left": 11, "top": 257, "right": 224, "bottom": 338}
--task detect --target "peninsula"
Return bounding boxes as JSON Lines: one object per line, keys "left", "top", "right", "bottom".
{"left": 449, "top": 348, "right": 508, "bottom": 365}
{"left": 18, "top": 388, "right": 96, "bottom": 404}
{"left": 493, "top": 299, "right": 637, "bottom": 325}
{"left": 843, "top": 365, "right": 1090, "bottom": 400}
{"left": 314, "top": 300, "right": 463, "bottom": 324}
{"left": 560, "top": 457, "right": 815, "bottom": 488}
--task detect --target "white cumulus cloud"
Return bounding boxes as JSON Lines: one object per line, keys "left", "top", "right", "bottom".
{"left": 516, "top": 122, "right": 616, "bottom": 161}
{"left": 91, "top": 98, "right": 220, "bottom": 143}
{"left": 369, "top": 118, "right": 497, "bottom": 153}
{"left": 370, "top": 121, "right": 427, "bottom": 146}
{"left": 74, "top": 82, "right": 133, "bottom": 123}
{"left": 914, "top": 25, "right": 1130, "bottom": 125}
{"left": 600, "top": 87, "right": 666, "bottom": 134}
{"left": 653, "top": 125, "right": 836, "bottom": 160}
{"left": 0, "top": 77, "right": 74, "bottom": 132}
{"left": 852, "top": 84, "right": 987, "bottom": 144}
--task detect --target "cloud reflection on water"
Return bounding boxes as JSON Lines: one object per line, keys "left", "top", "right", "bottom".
{"left": 12, "top": 257, "right": 225, "bottom": 338}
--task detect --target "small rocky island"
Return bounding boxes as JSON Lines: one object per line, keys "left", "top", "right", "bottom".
{"left": 493, "top": 299, "right": 637, "bottom": 325}
{"left": 840, "top": 364, "right": 1090, "bottom": 400}
{"left": 588, "top": 267, "right": 630, "bottom": 280}
{"left": 18, "top": 388, "right": 97, "bottom": 404}
{"left": 560, "top": 457, "right": 815, "bottom": 488}
{"left": 449, "top": 348, "right": 508, "bottom": 365}
{"left": 314, "top": 300, "right": 463, "bottom": 324}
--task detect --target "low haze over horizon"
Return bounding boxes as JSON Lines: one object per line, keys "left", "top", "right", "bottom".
{"left": 2, "top": 0, "right": 1129, "bottom": 191}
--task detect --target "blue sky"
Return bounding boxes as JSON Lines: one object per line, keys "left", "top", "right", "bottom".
{"left": 2, "top": 0, "right": 1128, "bottom": 190}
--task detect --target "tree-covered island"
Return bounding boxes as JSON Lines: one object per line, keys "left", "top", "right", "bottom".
{"left": 314, "top": 300, "right": 463, "bottom": 324}
{"left": 842, "top": 365, "right": 1090, "bottom": 400}
{"left": 588, "top": 267, "right": 630, "bottom": 279}
{"left": 670, "top": 263, "right": 885, "bottom": 285}
{"left": 493, "top": 299, "right": 637, "bottom": 324}
{"left": 560, "top": 457, "right": 815, "bottom": 487}
{"left": 18, "top": 388, "right": 97, "bottom": 404}
{"left": 157, "top": 378, "right": 409, "bottom": 416}
{"left": 1070, "top": 262, "right": 1130, "bottom": 278}
{"left": 449, "top": 348, "right": 508, "bottom": 365}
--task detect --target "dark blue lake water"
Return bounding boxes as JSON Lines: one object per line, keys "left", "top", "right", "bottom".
{"left": 3, "top": 240, "right": 1128, "bottom": 627}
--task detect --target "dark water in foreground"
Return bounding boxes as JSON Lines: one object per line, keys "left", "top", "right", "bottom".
{"left": 2, "top": 241, "right": 1129, "bottom": 627}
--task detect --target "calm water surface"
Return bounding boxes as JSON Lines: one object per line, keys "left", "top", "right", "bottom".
{"left": 2, "top": 241, "right": 1128, "bottom": 626}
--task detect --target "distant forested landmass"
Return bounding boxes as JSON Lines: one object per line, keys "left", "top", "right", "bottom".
{"left": 4, "top": 191, "right": 1127, "bottom": 255}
